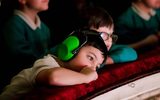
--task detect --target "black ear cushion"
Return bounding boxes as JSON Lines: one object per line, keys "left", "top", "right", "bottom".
{"left": 57, "top": 36, "right": 80, "bottom": 61}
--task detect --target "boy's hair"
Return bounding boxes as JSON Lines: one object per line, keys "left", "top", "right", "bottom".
{"left": 83, "top": 30, "right": 108, "bottom": 62}
{"left": 84, "top": 7, "right": 114, "bottom": 29}
{"left": 56, "top": 29, "right": 108, "bottom": 62}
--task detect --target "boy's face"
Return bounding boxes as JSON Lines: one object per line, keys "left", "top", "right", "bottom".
{"left": 143, "top": 0, "right": 160, "bottom": 9}
{"left": 67, "top": 45, "right": 104, "bottom": 72}
{"left": 23, "top": 0, "right": 49, "bottom": 11}
{"left": 91, "top": 26, "right": 114, "bottom": 51}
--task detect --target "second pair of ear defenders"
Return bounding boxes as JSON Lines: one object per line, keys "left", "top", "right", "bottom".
{"left": 56, "top": 29, "right": 107, "bottom": 61}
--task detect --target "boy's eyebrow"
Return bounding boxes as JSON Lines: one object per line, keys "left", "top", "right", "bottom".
{"left": 89, "top": 52, "right": 98, "bottom": 60}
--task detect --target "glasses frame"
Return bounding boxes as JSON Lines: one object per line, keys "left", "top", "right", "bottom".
{"left": 99, "top": 32, "right": 118, "bottom": 43}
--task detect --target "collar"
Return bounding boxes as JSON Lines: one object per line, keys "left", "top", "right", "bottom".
{"left": 14, "top": 10, "right": 41, "bottom": 30}
{"left": 131, "top": 3, "right": 156, "bottom": 21}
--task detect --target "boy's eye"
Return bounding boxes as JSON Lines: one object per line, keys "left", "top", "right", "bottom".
{"left": 87, "top": 55, "right": 94, "bottom": 61}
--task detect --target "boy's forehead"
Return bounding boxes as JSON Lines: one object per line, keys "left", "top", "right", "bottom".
{"left": 91, "top": 26, "right": 113, "bottom": 35}
{"left": 97, "top": 26, "right": 113, "bottom": 34}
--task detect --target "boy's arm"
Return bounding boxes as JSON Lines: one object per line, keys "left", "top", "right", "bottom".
{"left": 36, "top": 67, "right": 98, "bottom": 86}
{"left": 129, "top": 33, "right": 160, "bottom": 49}
{"left": 103, "top": 45, "right": 137, "bottom": 65}
{"left": 104, "top": 56, "right": 114, "bottom": 65}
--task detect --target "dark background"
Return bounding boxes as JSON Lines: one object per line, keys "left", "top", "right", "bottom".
{"left": 0, "top": 0, "right": 131, "bottom": 45}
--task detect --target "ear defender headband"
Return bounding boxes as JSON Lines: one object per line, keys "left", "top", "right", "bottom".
{"left": 56, "top": 29, "right": 107, "bottom": 61}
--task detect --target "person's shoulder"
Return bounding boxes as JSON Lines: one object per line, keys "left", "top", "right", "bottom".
{"left": 117, "top": 7, "right": 135, "bottom": 21}
{"left": 4, "top": 15, "right": 27, "bottom": 28}
{"left": 41, "top": 54, "right": 58, "bottom": 62}
{"left": 33, "top": 54, "right": 60, "bottom": 67}
{"left": 6, "top": 15, "right": 23, "bottom": 23}
{"left": 3, "top": 15, "right": 28, "bottom": 34}
{"left": 115, "top": 7, "right": 137, "bottom": 27}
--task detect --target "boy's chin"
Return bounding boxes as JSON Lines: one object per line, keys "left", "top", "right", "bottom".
{"left": 41, "top": 6, "right": 49, "bottom": 11}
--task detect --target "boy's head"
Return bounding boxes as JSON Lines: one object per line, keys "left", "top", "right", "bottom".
{"left": 133, "top": 0, "right": 160, "bottom": 9}
{"left": 85, "top": 7, "right": 114, "bottom": 31}
{"left": 13, "top": 0, "right": 49, "bottom": 11}
{"left": 83, "top": 7, "right": 117, "bottom": 50}
{"left": 56, "top": 29, "right": 108, "bottom": 71}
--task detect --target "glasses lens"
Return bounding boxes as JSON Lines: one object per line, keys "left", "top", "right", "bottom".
{"left": 100, "top": 32, "right": 109, "bottom": 41}
{"left": 112, "top": 34, "right": 118, "bottom": 43}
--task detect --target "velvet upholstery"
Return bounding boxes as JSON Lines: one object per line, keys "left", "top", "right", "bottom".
{"left": 22, "top": 46, "right": 160, "bottom": 100}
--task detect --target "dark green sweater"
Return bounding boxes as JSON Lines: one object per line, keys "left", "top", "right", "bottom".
{"left": 3, "top": 15, "right": 51, "bottom": 69}
{"left": 115, "top": 8, "right": 160, "bottom": 44}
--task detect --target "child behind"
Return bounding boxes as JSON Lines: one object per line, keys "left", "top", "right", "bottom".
{"left": 1, "top": 0, "right": 55, "bottom": 90}
{"left": 115, "top": 0, "right": 160, "bottom": 50}
{"left": 81, "top": 7, "right": 137, "bottom": 65}
{"left": 0, "top": 29, "right": 107, "bottom": 99}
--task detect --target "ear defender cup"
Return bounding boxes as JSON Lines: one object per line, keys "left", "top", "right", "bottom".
{"left": 57, "top": 36, "right": 80, "bottom": 61}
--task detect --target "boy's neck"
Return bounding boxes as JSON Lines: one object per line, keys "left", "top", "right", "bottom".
{"left": 21, "top": 8, "right": 38, "bottom": 24}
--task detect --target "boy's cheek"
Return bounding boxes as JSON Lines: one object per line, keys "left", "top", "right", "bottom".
{"left": 104, "top": 41, "right": 112, "bottom": 49}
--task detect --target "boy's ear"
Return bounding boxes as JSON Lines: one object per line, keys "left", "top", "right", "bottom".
{"left": 57, "top": 36, "right": 80, "bottom": 61}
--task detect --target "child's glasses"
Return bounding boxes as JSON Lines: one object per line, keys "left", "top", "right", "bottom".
{"left": 100, "top": 32, "right": 118, "bottom": 43}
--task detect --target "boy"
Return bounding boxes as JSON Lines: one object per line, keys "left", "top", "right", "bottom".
{"left": 115, "top": 0, "right": 160, "bottom": 50}
{"left": 0, "top": 30, "right": 107, "bottom": 99}
{"left": 1, "top": 0, "right": 54, "bottom": 91}
{"left": 2, "top": 0, "right": 52, "bottom": 74}
{"left": 82, "top": 7, "right": 137, "bottom": 65}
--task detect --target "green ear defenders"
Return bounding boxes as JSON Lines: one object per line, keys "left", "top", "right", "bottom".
{"left": 56, "top": 29, "right": 107, "bottom": 61}
{"left": 57, "top": 35, "right": 80, "bottom": 61}
{"left": 57, "top": 30, "right": 87, "bottom": 61}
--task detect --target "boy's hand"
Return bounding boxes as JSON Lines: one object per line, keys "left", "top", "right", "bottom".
{"left": 80, "top": 67, "right": 98, "bottom": 83}
{"left": 105, "top": 56, "right": 114, "bottom": 65}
